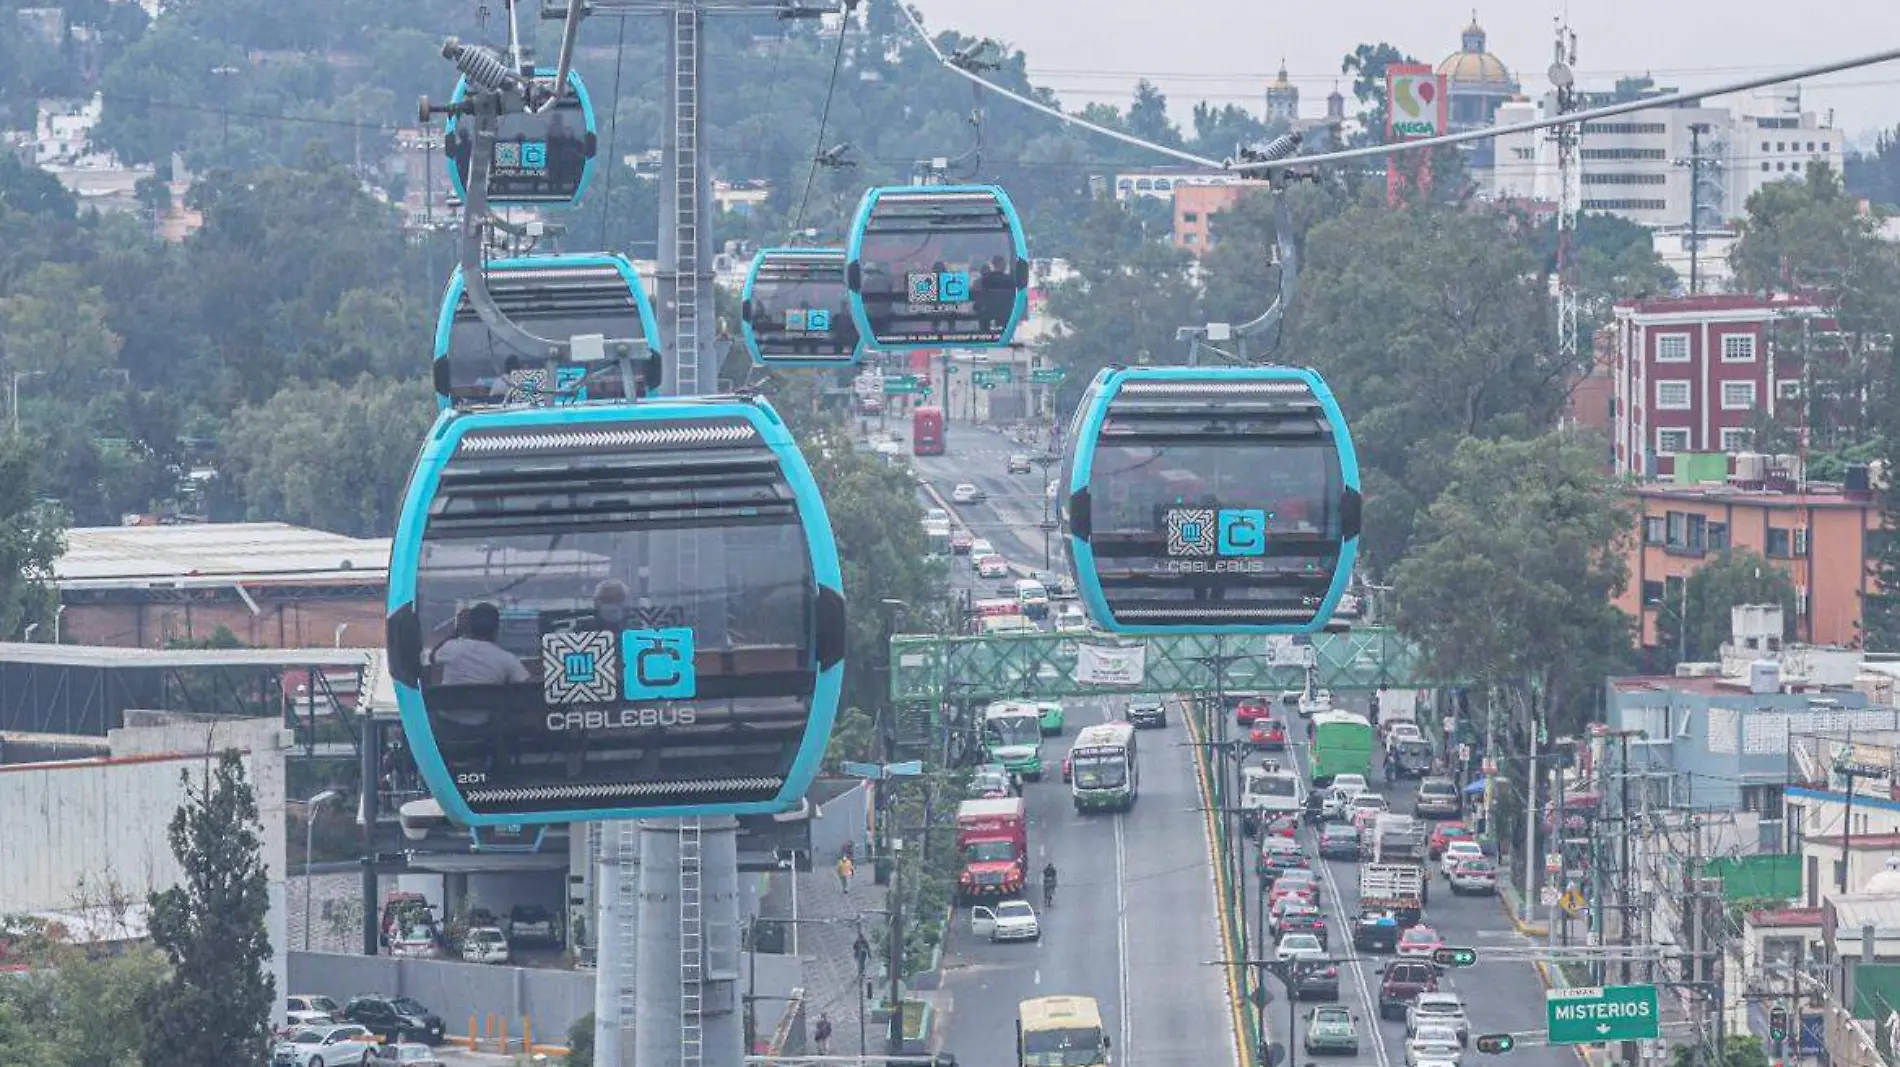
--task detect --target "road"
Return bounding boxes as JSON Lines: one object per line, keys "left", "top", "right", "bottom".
{"left": 912, "top": 420, "right": 1065, "bottom": 574}
{"left": 1239, "top": 695, "right": 1575, "bottom": 1067}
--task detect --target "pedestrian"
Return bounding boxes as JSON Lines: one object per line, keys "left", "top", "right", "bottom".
{"left": 814, "top": 1013, "right": 834, "bottom": 1054}
{"left": 841, "top": 839, "right": 856, "bottom": 863}
{"left": 836, "top": 854, "right": 855, "bottom": 893}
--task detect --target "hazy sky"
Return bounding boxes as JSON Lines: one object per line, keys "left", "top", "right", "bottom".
{"left": 908, "top": 0, "right": 1900, "bottom": 147}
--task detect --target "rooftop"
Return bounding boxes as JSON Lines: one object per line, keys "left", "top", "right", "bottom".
{"left": 55, "top": 522, "right": 391, "bottom": 591}
{"left": 1613, "top": 292, "right": 1834, "bottom": 317}
{"left": 1626, "top": 481, "right": 1876, "bottom": 510}
{"left": 1748, "top": 907, "right": 1824, "bottom": 928}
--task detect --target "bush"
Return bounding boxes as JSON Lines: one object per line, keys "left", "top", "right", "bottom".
{"left": 567, "top": 1013, "right": 594, "bottom": 1067}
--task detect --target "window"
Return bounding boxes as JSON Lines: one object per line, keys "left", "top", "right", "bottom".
{"left": 1687, "top": 514, "right": 1708, "bottom": 553}
{"left": 1582, "top": 122, "right": 1667, "bottom": 135}
{"left": 1655, "top": 333, "right": 1691, "bottom": 363}
{"left": 1183, "top": 212, "right": 1200, "bottom": 223}
{"left": 1721, "top": 380, "right": 1758, "bottom": 410}
{"left": 1641, "top": 580, "right": 1665, "bottom": 605}
{"left": 1709, "top": 522, "right": 1729, "bottom": 552}
{"left": 1760, "top": 141, "right": 1770, "bottom": 152}
{"left": 1721, "top": 334, "right": 1757, "bottom": 362}
{"left": 1666, "top": 511, "right": 1687, "bottom": 547}
{"left": 1740, "top": 784, "right": 1785, "bottom": 820}
{"left": 1766, "top": 528, "right": 1792, "bottom": 558}
{"left": 1582, "top": 198, "right": 1668, "bottom": 211}
{"left": 1720, "top": 428, "right": 1752, "bottom": 452}
{"left": 1777, "top": 142, "right": 1786, "bottom": 152}
{"left": 1761, "top": 162, "right": 1771, "bottom": 172}
{"left": 1808, "top": 142, "right": 1817, "bottom": 152}
{"left": 1777, "top": 162, "right": 1787, "bottom": 172}
{"left": 1657, "top": 428, "right": 1690, "bottom": 455}
{"left": 1655, "top": 380, "right": 1693, "bottom": 409}
{"left": 1777, "top": 379, "right": 1803, "bottom": 399}
{"left": 1643, "top": 516, "right": 1666, "bottom": 544}
{"left": 1581, "top": 147, "right": 1667, "bottom": 161}
{"left": 1583, "top": 172, "right": 1667, "bottom": 186}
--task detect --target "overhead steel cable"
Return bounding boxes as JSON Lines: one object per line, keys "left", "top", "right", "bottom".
{"left": 791, "top": 15, "right": 852, "bottom": 232}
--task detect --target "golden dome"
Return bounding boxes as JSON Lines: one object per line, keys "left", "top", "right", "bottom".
{"left": 1436, "top": 51, "right": 1513, "bottom": 84}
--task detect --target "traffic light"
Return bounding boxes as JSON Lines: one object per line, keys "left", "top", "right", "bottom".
{"left": 1769, "top": 1006, "right": 1790, "bottom": 1043}
{"left": 1474, "top": 1034, "right": 1517, "bottom": 1055}
{"left": 1433, "top": 946, "right": 1479, "bottom": 968}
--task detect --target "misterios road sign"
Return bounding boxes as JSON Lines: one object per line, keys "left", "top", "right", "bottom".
{"left": 1546, "top": 985, "right": 1660, "bottom": 1045}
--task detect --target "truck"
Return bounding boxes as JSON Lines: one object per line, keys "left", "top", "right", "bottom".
{"left": 956, "top": 797, "right": 1028, "bottom": 902}
{"left": 1362, "top": 813, "right": 1427, "bottom": 863}
{"left": 1357, "top": 862, "right": 1428, "bottom": 927}
{"left": 912, "top": 406, "right": 946, "bottom": 456}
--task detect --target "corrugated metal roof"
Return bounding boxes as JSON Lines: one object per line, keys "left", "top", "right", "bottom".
{"left": 0, "top": 642, "right": 377, "bottom": 669}
{"left": 54, "top": 522, "right": 390, "bottom": 588}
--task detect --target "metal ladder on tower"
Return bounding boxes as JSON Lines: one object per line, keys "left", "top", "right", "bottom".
{"left": 614, "top": 820, "right": 639, "bottom": 1029}
{"left": 671, "top": 5, "right": 700, "bottom": 397}
{"left": 678, "top": 817, "right": 705, "bottom": 1067}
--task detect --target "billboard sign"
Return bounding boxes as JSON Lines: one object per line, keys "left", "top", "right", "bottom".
{"left": 1385, "top": 66, "right": 1448, "bottom": 141}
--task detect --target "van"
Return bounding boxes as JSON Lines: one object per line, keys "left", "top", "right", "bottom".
{"left": 1014, "top": 579, "right": 1050, "bottom": 619}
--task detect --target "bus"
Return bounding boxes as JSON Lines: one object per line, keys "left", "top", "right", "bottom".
{"left": 1310, "top": 709, "right": 1375, "bottom": 787}
{"left": 913, "top": 406, "right": 946, "bottom": 456}
{"left": 1018, "top": 995, "right": 1110, "bottom": 1067}
{"left": 983, "top": 701, "right": 1045, "bottom": 780}
{"left": 1068, "top": 722, "right": 1138, "bottom": 813}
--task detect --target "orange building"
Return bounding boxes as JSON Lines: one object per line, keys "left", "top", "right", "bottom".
{"left": 1172, "top": 184, "right": 1248, "bottom": 254}
{"left": 1618, "top": 478, "right": 1883, "bottom": 649}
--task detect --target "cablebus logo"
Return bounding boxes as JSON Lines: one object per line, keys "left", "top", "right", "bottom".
{"left": 493, "top": 139, "right": 549, "bottom": 174}
{"left": 784, "top": 307, "right": 833, "bottom": 333}
{"left": 906, "top": 270, "right": 971, "bottom": 306}
{"left": 538, "top": 627, "right": 698, "bottom": 731}
{"left": 624, "top": 627, "right": 697, "bottom": 699}
{"left": 1166, "top": 508, "right": 1268, "bottom": 557}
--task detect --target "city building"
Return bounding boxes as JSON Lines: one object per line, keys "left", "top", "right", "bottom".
{"left": 1617, "top": 476, "right": 1881, "bottom": 649}
{"left": 1265, "top": 61, "right": 1298, "bottom": 126}
{"left": 1173, "top": 184, "right": 1250, "bottom": 253}
{"left": 1436, "top": 16, "right": 1519, "bottom": 173}
{"left": 1607, "top": 293, "right": 1837, "bottom": 479}
{"left": 1111, "top": 168, "right": 1243, "bottom": 203}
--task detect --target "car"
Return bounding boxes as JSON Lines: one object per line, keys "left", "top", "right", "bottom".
{"left": 1128, "top": 700, "right": 1167, "bottom": 728}
{"left": 1327, "top": 774, "right": 1370, "bottom": 810}
{"left": 1259, "top": 813, "right": 1300, "bottom": 840}
{"left": 286, "top": 994, "right": 344, "bottom": 1031}
{"left": 342, "top": 995, "right": 446, "bottom": 1045}
{"left": 1288, "top": 959, "right": 1341, "bottom": 999}
{"left": 1055, "top": 603, "right": 1090, "bottom": 633}
{"left": 1384, "top": 721, "right": 1425, "bottom": 747}
{"left": 1348, "top": 792, "right": 1389, "bottom": 819}
{"left": 461, "top": 925, "right": 510, "bottom": 964}
{"left": 1233, "top": 695, "right": 1273, "bottom": 725}
{"left": 1258, "top": 846, "right": 1312, "bottom": 885}
{"left": 1405, "top": 1025, "right": 1464, "bottom": 1067}
{"left": 1429, "top": 822, "right": 1476, "bottom": 859}
{"left": 976, "top": 554, "right": 1009, "bottom": 578}
{"left": 950, "top": 530, "right": 975, "bottom": 554}
{"left": 1397, "top": 925, "right": 1445, "bottom": 961}
{"left": 925, "top": 507, "right": 951, "bottom": 525}
{"left": 1304, "top": 1005, "right": 1360, "bottom": 1056}
{"left": 1269, "top": 880, "right": 1318, "bottom": 910}
{"left": 1354, "top": 909, "right": 1401, "bottom": 954}
{"left": 272, "top": 1024, "right": 378, "bottom": 1067}
{"left": 1440, "top": 841, "right": 1485, "bottom": 878}
{"left": 1007, "top": 454, "right": 1033, "bottom": 474}
{"left": 507, "top": 904, "right": 560, "bottom": 945}
{"left": 1274, "top": 867, "right": 1322, "bottom": 894}
{"left": 1275, "top": 931, "right": 1325, "bottom": 963}
{"left": 952, "top": 483, "right": 985, "bottom": 504}
{"left": 1448, "top": 857, "right": 1499, "bottom": 895}
{"left": 1415, "top": 777, "right": 1463, "bottom": 818}
{"left": 1377, "top": 960, "right": 1439, "bottom": 1019}
{"left": 969, "top": 538, "right": 996, "bottom": 562}
{"left": 972, "top": 899, "right": 1041, "bottom": 942}
{"left": 1249, "top": 718, "right": 1288, "bottom": 750}
{"left": 373, "top": 1044, "right": 448, "bottom": 1066}
{"left": 1277, "top": 907, "right": 1329, "bottom": 948}
{"left": 1407, "top": 993, "right": 1470, "bottom": 1045}
{"left": 1318, "top": 822, "right": 1361, "bottom": 860}
{"left": 1270, "top": 897, "right": 1322, "bottom": 934}
{"left": 971, "top": 768, "right": 1013, "bottom": 797}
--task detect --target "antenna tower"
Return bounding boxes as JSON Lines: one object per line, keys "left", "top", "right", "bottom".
{"left": 1549, "top": 20, "right": 1582, "bottom": 371}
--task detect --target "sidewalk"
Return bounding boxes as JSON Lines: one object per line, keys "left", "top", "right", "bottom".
{"left": 793, "top": 863, "right": 889, "bottom": 1054}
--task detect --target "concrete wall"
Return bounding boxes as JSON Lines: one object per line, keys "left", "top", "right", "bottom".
{"left": 287, "top": 948, "right": 804, "bottom": 1049}
{"left": 811, "top": 782, "right": 869, "bottom": 863}
{"left": 61, "top": 594, "right": 385, "bottom": 651}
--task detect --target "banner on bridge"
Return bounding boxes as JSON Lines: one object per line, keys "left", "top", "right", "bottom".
{"left": 1074, "top": 643, "right": 1146, "bottom": 686}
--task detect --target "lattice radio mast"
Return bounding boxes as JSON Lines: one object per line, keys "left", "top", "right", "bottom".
{"left": 1549, "top": 20, "right": 1582, "bottom": 371}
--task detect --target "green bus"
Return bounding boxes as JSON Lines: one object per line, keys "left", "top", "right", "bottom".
{"left": 1310, "top": 710, "right": 1374, "bottom": 786}
{"left": 1068, "top": 721, "right": 1138, "bottom": 813}
{"left": 983, "top": 702, "right": 1046, "bottom": 780}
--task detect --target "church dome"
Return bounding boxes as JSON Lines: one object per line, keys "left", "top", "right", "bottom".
{"left": 1865, "top": 856, "right": 1900, "bottom": 895}
{"left": 1436, "top": 14, "right": 1514, "bottom": 88}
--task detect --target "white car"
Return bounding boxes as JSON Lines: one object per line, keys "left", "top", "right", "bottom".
{"left": 969, "top": 538, "right": 996, "bottom": 563}
{"left": 952, "top": 483, "right": 985, "bottom": 504}
{"left": 1386, "top": 721, "right": 1424, "bottom": 745}
{"left": 1440, "top": 841, "right": 1485, "bottom": 878}
{"left": 1405, "top": 1025, "right": 1464, "bottom": 1067}
{"left": 1348, "top": 792, "right": 1389, "bottom": 819}
{"left": 926, "top": 507, "right": 951, "bottom": 525}
{"left": 461, "top": 925, "right": 510, "bottom": 964}
{"left": 1275, "top": 932, "right": 1326, "bottom": 963}
{"left": 1054, "top": 603, "right": 1089, "bottom": 632}
{"left": 976, "top": 554, "right": 1009, "bottom": 578}
{"left": 272, "top": 1024, "right": 378, "bottom": 1067}
{"left": 1407, "top": 993, "right": 1470, "bottom": 1045}
{"left": 972, "top": 899, "right": 1041, "bottom": 942}
{"left": 285, "top": 994, "right": 343, "bottom": 1030}
{"left": 1330, "top": 773, "right": 1369, "bottom": 800}
{"left": 373, "top": 1045, "right": 448, "bottom": 1066}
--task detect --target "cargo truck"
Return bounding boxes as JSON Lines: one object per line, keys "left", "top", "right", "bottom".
{"left": 956, "top": 797, "right": 1028, "bottom": 902}
{"left": 1357, "top": 862, "right": 1428, "bottom": 927}
{"left": 1363, "top": 813, "right": 1428, "bottom": 863}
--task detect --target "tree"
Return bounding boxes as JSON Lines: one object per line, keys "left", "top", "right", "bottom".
{"left": 0, "top": 434, "right": 68, "bottom": 640}
{"left": 1731, "top": 164, "right": 1900, "bottom": 332}
{"left": 1846, "top": 125, "right": 1900, "bottom": 209}
{"left": 1339, "top": 42, "right": 1418, "bottom": 144}
{"left": 1653, "top": 549, "right": 1797, "bottom": 665}
{"left": 1390, "top": 431, "right": 1633, "bottom": 735}
{"left": 0, "top": 262, "right": 125, "bottom": 387}
{"left": 221, "top": 375, "right": 435, "bottom": 536}
{"left": 138, "top": 749, "right": 276, "bottom": 1067}
{"left": 1667, "top": 1035, "right": 1768, "bottom": 1067}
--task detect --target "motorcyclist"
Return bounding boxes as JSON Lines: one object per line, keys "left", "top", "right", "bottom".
{"left": 1042, "top": 862, "right": 1057, "bottom": 907}
{"left": 1303, "top": 788, "right": 1326, "bottom": 825}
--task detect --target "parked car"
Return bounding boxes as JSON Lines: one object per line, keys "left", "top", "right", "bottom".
{"left": 285, "top": 995, "right": 344, "bottom": 1031}
{"left": 1304, "top": 1005, "right": 1361, "bottom": 1056}
{"left": 971, "top": 899, "right": 1041, "bottom": 942}
{"left": 343, "top": 995, "right": 446, "bottom": 1045}
{"left": 373, "top": 1044, "right": 448, "bottom": 1066}
{"left": 508, "top": 904, "right": 560, "bottom": 945}
{"left": 462, "top": 925, "right": 511, "bottom": 964}
{"left": 271, "top": 1024, "right": 378, "bottom": 1067}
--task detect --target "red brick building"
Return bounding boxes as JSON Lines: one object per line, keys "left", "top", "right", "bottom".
{"left": 1608, "top": 294, "right": 1835, "bottom": 480}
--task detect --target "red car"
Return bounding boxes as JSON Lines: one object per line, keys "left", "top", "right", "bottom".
{"left": 1249, "top": 718, "right": 1288, "bottom": 750}
{"left": 950, "top": 531, "right": 974, "bottom": 554}
{"left": 1397, "top": 925, "right": 1444, "bottom": 961}
{"left": 1234, "top": 697, "right": 1272, "bottom": 725}
{"left": 1261, "top": 814, "right": 1300, "bottom": 839}
{"left": 1428, "top": 822, "right": 1475, "bottom": 860}
{"left": 1268, "top": 881, "right": 1318, "bottom": 909}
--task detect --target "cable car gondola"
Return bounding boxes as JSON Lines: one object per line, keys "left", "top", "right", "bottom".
{"left": 384, "top": 397, "right": 846, "bottom": 825}
{"left": 433, "top": 253, "right": 662, "bottom": 411}
{"left": 444, "top": 67, "right": 599, "bottom": 208}
{"left": 739, "top": 248, "right": 863, "bottom": 368}
{"left": 1060, "top": 366, "right": 1361, "bottom": 635}
{"left": 844, "top": 184, "right": 1028, "bottom": 350}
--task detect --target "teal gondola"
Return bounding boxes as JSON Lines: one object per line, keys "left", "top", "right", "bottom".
{"left": 844, "top": 184, "right": 1028, "bottom": 350}
{"left": 443, "top": 67, "right": 598, "bottom": 208}
{"left": 384, "top": 397, "right": 846, "bottom": 825}
{"left": 1061, "top": 365, "right": 1362, "bottom": 635}
{"left": 739, "top": 248, "right": 863, "bottom": 367}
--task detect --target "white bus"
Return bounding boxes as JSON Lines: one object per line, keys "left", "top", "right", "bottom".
{"left": 1069, "top": 722, "right": 1139, "bottom": 813}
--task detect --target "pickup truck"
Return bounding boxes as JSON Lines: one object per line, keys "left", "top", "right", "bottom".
{"left": 1377, "top": 959, "right": 1439, "bottom": 1020}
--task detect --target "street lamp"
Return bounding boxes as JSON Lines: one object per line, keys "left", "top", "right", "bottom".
{"left": 9, "top": 370, "right": 46, "bottom": 434}
{"left": 302, "top": 789, "right": 341, "bottom": 950}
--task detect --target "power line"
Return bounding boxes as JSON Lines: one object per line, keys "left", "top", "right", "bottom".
{"left": 791, "top": 12, "right": 852, "bottom": 232}
{"left": 597, "top": 16, "right": 630, "bottom": 247}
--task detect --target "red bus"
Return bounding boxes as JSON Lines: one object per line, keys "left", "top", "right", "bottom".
{"left": 913, "top": 406, "right": 946, "bottom": 456}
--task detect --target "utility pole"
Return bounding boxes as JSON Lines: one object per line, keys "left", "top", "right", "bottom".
{"left": 1836, "top": 732, "right": 1879, "bottom": 894}
{"left": 1673, "top": 123, "right": 1724, "bottom": 296}
{"left": 1549, "top": 21, "right": 1581, "bottom": 374}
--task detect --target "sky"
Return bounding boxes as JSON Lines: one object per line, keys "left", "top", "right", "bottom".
{"left": 907, "top": 0, "right": 1900, "bottom": 150}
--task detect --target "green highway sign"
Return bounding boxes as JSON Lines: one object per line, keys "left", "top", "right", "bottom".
{"left": 883, "top": 375, "right": 922, "bottom": 395}
{"left": 1546, "top": 985, "right": 1660, "bottom": 1045}
{"left": 988, "top": 365, "right": 1013, "bottom": 383}
{"left": 1031, "top": 368, "right": 1067, "bottom": 385}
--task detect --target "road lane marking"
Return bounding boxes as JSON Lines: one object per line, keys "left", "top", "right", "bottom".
{"left": 1183, "top": 697, "right": 1250, "bottom": 1067}
{"left": 1115, "top": 807, "right": 1134, "bottom": 1062}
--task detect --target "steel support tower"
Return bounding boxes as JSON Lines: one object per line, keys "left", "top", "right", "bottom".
{"left": 1548, "top": 21, "right": 1581, "bottom": 373}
